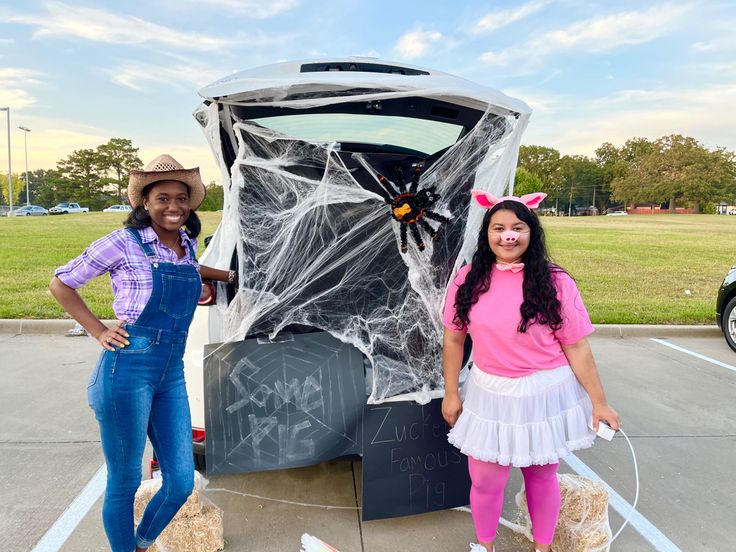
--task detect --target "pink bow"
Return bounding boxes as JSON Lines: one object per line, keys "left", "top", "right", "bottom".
{"left": 471, "top": 189, "right": 547, "bottom": 210}
{"left": 496, "top": 262, "right": 524, "bottom": 273}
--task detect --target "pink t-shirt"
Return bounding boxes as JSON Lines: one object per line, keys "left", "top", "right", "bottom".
{"left": 442, "top": 264, "right": 594, "bottom": 377}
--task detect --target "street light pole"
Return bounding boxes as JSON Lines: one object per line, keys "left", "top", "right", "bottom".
{"left": 0, "top": 107, "right": 11, "bottom": 214}
{"left": 18, "top": 126, "right": 31, "bottom": 205}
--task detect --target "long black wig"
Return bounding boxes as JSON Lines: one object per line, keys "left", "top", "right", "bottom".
{"left": 123, "top": 183, "right": 202, "bottom": 239}
{"left": 452, "top": 200, "right": 564, "bottom": 333}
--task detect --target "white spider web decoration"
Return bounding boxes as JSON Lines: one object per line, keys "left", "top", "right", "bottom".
{"left": 195, "top": 95, "right": 529, "bottom": 403}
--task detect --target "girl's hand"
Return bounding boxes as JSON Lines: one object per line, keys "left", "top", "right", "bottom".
{"left": 442, "top": 393, "right": 463, "bottom": 428}
{"left": 592, "top": 402, "right": 620, "bottom": 432}
{"left": 96, "top": 320, "right": 130, "bottom": 351}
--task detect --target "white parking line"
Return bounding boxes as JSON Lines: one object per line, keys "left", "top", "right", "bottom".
{"left": 564, "top": 454, "right": 682, "bottom": 552}
{"left": 651, "top": 338, "right": 736, "bottom": 373}
{"left": 31, "top": 464, "right": 107, "bottom": 552}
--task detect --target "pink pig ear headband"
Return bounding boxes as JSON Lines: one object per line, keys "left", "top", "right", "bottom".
{"left": 471, "top": 189, "right": 547, "bottom": 210}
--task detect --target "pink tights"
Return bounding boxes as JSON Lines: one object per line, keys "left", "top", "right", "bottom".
{"left": 467, "top": 456, "right": 561, "bottom": 545}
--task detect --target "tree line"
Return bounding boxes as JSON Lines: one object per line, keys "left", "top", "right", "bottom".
{"left": 515, "top": 134, "right": 736, "bottom": 214}
{"left": 3, "top": 133, "right": 733, "bottom": 214}
{"left": 0, "top": 138, "right": 224, "bottom": 211}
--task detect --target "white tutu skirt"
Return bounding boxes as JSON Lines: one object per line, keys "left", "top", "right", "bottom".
{"left": 448, "top": 365, "right": 596, "bottom": 467}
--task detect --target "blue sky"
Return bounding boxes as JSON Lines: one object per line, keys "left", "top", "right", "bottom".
{"left": 1, "top": 0, "right": 734, "bottom": 184}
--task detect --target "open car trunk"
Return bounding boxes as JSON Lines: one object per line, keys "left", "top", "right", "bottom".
{"left": 194, "top": 58, "right": 531, "bottom": 404}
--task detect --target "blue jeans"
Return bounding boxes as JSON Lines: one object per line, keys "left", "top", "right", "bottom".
{"left": 88, "top": 327, "right": 194, "bottom": 551}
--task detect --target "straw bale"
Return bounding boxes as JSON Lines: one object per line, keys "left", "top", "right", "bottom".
{"left": 149, "top": 503, "right": 225, "bottom": 552}
{"left": 516, "top": 473, "right": 611, "bottom": 552}
{"left": 134, "top": 473, "right": 205, "bottom": 521}
{"left": 557, "top": 473, "right": 609, "bottom": 525}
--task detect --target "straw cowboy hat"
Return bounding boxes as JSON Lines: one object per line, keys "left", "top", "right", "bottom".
{"left": 128, "top": 154, "right": 206, "bottom": 209}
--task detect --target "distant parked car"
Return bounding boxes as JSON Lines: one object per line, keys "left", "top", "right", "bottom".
{"left": 606, "top": 211, "right": 628, "bottom": 216}
{"left": 103, "top": 204, "right": 132, "bottom": 213}
{"left": 49, "top": 202, "right": 89, "bottom": 214}
{"left": 8, "top": 205, "right": 49, "bottom": 216}
{"left": 716, "top": 265, "right": 736, "bottom": 352}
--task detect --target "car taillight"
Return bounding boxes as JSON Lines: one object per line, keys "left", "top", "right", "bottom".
{"left": 150, "top": 458, "right": 160, "bottom": 479}
{"left": 192, "top": 427, "right": 206, "bottom": 443}
{"left": 198, "top": 282, "right": 216, "bottom": 306}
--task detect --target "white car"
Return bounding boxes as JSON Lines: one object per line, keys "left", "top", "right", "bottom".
{"left": 49, "top": 202, "right": 89, "bottom": 214}
{"left": 182, "top": 58, "right": 531, "bottom": 472}
{"left": 103, "top": 204, "right": 133, "bottom": 213}
{"left": 606, "top": 210, "right": 628, "bottom": 216}
{"left": 8, "top": 205, "right": 49, "bottom": 216}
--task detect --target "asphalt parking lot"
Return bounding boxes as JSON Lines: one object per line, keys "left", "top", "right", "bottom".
{"left": 1, "top": 323, "right": 734, "bottom": 552}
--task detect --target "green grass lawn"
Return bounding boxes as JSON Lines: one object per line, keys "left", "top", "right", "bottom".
{"left": 0, "top": 212, "right": 732, "bottom": 323}
{"left": 0, "top": 212, "right": 223, "bottom": 319}
{"left": 544, "top": 214, "right": 733, "bottom": 324}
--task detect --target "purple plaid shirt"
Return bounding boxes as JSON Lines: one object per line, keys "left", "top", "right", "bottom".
{"left": 55, "top": 226, "right": 199, "bottom": 323}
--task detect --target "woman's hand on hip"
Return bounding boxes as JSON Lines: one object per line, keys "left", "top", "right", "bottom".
{"left": 442, "top": 392, "right": 463, "bottom": 428}
{"left": 96, "top": 320, "right": 130, "bottom": 351}
{"left": 592, "top": 402, "right": 620, "bottom": 432}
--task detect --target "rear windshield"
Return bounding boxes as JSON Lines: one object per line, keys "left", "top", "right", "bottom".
{"left": 252, "top": 114, "right": 463, "bottom": 155}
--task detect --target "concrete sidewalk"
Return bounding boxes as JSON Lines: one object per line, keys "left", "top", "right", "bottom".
{"left": 4, "top": 326, "right": 734, "bottom": 551}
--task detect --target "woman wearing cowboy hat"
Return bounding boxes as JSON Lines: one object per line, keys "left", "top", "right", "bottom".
{"left": 49, "top": 154, "right": 234, "bottom": 552}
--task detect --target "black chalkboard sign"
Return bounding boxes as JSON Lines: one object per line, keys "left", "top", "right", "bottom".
{"left": 204, "top": 331, "right": 365, "bottom": 475}
{"left": 361, "top": 398, "right": 471, "bottom": 521}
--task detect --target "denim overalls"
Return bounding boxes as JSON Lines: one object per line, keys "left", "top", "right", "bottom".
{"left": 87, "top": 228, "right": 201, "bottom": 551}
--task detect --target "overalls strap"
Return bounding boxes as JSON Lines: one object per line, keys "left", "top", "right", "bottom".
{"left": 125, "top": 227, "right": 156, "bottom": 259}
{"left": 186, "top": 240, "right": 197, "bottom": 263}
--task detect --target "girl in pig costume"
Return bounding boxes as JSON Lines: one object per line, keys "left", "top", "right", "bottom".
{"left": 441, "top": 190, "right": 620, "bottom": 552}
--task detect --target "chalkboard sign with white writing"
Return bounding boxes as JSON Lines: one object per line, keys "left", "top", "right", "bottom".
{"left": 361, "top": 398, "right": 471, "bottom": 521}
{"left": 204, "top": 331, "right": 365, "bottom": 475}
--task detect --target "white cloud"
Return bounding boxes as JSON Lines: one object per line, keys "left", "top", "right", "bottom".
{"left": 138, "top": 144, "right": 219, "bottom": 185}
{"left": 0, "top": 88, "right": 36, "bottom": 110}
{"left": 523, "top": 83, "right": 736, "bottom": 155}
{"left": 192, "top": 0, "right": 300, "bottom": 18}
{"left": 3, "top": 123, "right": 109, "bottom": 173}
{"left": 0, "top": 68, "right": 41, "bottom": 83}
{"left": 479, "top": 50, "right": 511, "bottom": 65}
{"left": 108, "top": 60, "right": 223, "bottom": 92}
{"left": 472, "top": 0, "right": 549, "bottom": 34}
{"left": 689, "top": 28, "right": 736, "bottom": 55}
{"left": 0, "top": 68, "right": 42, "bottom": 109}
{"left": 351, "top": 50, "right": 382, "bottom": 59}
{"left": 393, "top": 30, "right": 444, "bottom": 60}
{"left": 5, "top": 117, "right": 220, "bottom": 185}
{"left": 9, "top": 1, "right": 236, "bottom": 51}
{"left": 481, "top": 4, "right": 690, "bottom": 66}
{"left": 691, "top": 40, "right": 716, "bottom": 52}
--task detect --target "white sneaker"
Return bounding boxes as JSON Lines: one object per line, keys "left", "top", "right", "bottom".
{"left": 469, "top": 544, "right": 494, "bottom": 552}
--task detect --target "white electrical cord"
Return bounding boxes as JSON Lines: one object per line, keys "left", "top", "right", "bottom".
{"left": 609, "top": 427, "right": 639, "bottom": 544}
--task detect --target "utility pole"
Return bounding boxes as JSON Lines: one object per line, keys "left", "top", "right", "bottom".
{"left": 567, "top": 180, "right": 574, "bottom": 217}
{"left": 592, "top": 186, "right": 596, "bottom": 214}
{"left": 18, "top": 126, "right": 30, "bottom": 205}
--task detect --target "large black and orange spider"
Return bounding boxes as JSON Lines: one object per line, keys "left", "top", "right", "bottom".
{"left": 375, "top": 164, "right": 450, "bottom": 253}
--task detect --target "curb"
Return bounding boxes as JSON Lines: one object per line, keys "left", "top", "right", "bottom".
{"left": 592, "top": 324, "right": 721, "bottom": 339}
{"left": 0, "top": 319, "right": 723, "bottom": 338}
{"left": 0, "top": 319, "right": 117, "bottom": 335}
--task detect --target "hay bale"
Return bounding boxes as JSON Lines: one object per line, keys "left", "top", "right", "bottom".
{"left": 148, "top": 502, "right": 225, "bottom": 552}
{"left": 516, "top": 473, "right": 612, "bottom": 552}
{"left": 134, "top": 472, "right": 205, "bottom": 521}
{"left": 134, "top": 471, "right": 225, "bottom": 552}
